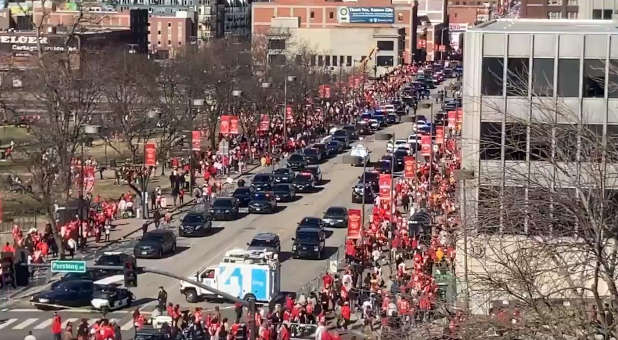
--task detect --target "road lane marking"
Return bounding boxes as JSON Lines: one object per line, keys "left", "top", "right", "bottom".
{"left": 0, "top": 318, "right": 17, "bottom": 329}
{"left": 33, "top": 318, "right": 53, "bottom": 329}
{"left": 13, "top": 318, "right": 38, "bottom": 329}
{"left": 121, "top": 319, "right": 134, "bottom": 330}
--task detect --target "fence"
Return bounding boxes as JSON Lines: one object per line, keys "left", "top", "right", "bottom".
{"left": 296, "top": 242, "right": 346, "bottom": 296}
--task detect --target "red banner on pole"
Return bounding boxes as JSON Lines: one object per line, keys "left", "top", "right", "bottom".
{"left": 324, "top": 85, "right": 331, "bottom": 98}
{"left": 403, "top": 156, "right": 416, "bottom": 179}
{"left": 318, "top": 85, "right": 325, "bottom": 98}
{"left": 259, "top": 114, "right": 270, "bottom": 132}
{"left": 379, "top": 174, "right": 391, "bottom": 199}
{"left": 144, "top": 142, "right": 156, "bottom": 167}
{"left": 354, "top": 77, "right": 361, "bottom": 88}
{"left": 435, "top": 126, "right": 445, "bottom": 144}
{"left": 229, "top": 116, "right": 240, "bottom": 135}
{"left": 447, "top": 111, "right": 457, "bottom": 128}
{"left": 421, "top": 134, "right": 432, "bottom": 157}
{"left": 191, "top": 130, "right": 202, "bottom": 151}
{"left": 347, "top": 209, "right": 362, "bottom": 239}
{"left": 456, "top": 108, "right": 464, "bottom": 123}
{"left": 220, "top": 115, "right": 231, "bottom": 135}
{"left": 286, "top": 106, "right": 293, "bottom": 121}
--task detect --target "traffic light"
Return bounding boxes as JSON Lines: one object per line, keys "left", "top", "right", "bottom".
{"left": 124, "top": 258, "right": 137, "bottom": 287}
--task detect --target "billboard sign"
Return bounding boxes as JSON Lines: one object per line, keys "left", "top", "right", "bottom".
{"left": 338, "top": 7, "right": 395, "bottom": 24}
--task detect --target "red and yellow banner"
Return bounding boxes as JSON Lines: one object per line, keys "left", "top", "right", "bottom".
{"left": 435, "top": 126, "right": 445, "bottom": 144}
{"left": 259, "top": 114, "right": 270, "bottom": 132}
{"left": 347, "top": 209, "right": 362, "bottom": 239}
{"left": 144, "top": 142, "right": 157, "bottom": 167}
{"left": 230, "top": 116, "right": 240, "bottom": 135}
{"left": 456, "top": 108, "right": 463, "bottom": 123}
{"left": 403, "top": 156, "right": 416, "bottom": 179}
{"left": 421, "top": 134, "right": 432, "bottom": 157}
{"left": 379, "top": 174, "right": 391, "bottom": 199}
{"left": 220, "top": 115, "right": 231, "bottom": 135}
{"left": 447, "top": 111, "right": 457, "bottom": 128}
{"left": 191, "top": 130, "right": 202, "bottom": 151}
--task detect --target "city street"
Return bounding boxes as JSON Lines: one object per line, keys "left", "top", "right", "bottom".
{"left": 0, "top": 101, "right": 440, "bottom": 339}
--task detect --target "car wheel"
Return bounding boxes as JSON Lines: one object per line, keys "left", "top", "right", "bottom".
{"left": 185, "top": 289, "right": 199, "bottom": 303}
{"left": 158, "top": 249, "right": 163, "bottom": 258}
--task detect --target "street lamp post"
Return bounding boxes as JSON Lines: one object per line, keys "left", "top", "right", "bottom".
{"left": 261, "top": 82, "right": 273, "bottom": 170}
{"left": 455, "top": 168, "right": 474, "bottom": 313}
{"left": 283, "top": 76, "right": 295, "bottom": 151}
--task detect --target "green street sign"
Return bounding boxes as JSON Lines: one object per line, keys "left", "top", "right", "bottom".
{"left": 51, "top": 260, "right": 87, "bottom": 273}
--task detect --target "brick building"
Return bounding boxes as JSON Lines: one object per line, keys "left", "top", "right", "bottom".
{"left": 518, "top": 0, "right": 579, "bottom": 19}
{"left": 148, "top": 12, "right": 195, "bottom": 58}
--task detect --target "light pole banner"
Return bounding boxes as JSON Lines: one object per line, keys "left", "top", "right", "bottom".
{"left": 230, "top": 116, "right": 240, "bottom": 135}
{"left": 191, "top": 130, "right": 202, "bottom": 151}
{"left": 347, "top": 209, "right": 362, "bottom": 239}
{"left": 403, "top": 156, "right": 416, "bottom": 179}
{"left": 379, "top": 174, "right": 391, "bottom": 199}
{"left": 220, "top": 115, "right": 231, "bottom": 135}
{"left": 144, "top": 142, "right": 157, "bottom": 167}
{"left": 421, "top": 134, "right": 432, "bottom": 156}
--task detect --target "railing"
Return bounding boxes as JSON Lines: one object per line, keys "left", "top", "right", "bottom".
{"left": 296, "top": 242, "right": 345, "bottom": 296}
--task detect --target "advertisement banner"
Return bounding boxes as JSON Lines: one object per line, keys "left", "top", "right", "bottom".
{"left": 447, "top": 110, "right": 457, "bottom": 128}
{"left": 347, "top": 209, "right": 362, "bottom": 239}
{"left": 456, "top": 108, "right": 464, "bottom": 123}
{"left": 220, "top": 115, "right": 231, "bottom": 135}
{"left": 403, "top": 156, "right": 416, "bottom": 179}
{"left": 144, "top": 142, "right": 157, "bottom": 167}
{"left": 421, "top": 134, "right": 432, "bottom": 157}
{"left": 338, "top": 7, "right": 395, "bottom": 24}
{"left": 435, "top": 126, "right": 445, "bottom": 144}
{"left": 230, "top": 116, "right": 240, "bottom": 135}
{"left": 191, "top": 130, "right": 202, "bottom": 151}
{"left": 438, "top": 45, "right": 446, "bottom": 52}
{"left": 286, "top": 106, "right": 293, "bottom": 121}
{"left": 378, "top": 174, "right": 391, "bottom": 198}
{"left": 259, "top": 114, "right": 270, "bottom": 132}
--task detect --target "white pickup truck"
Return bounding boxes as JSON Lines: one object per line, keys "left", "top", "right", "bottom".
{"left": 180, "top": 248, "right": 281, "bottom": 303}
{"left": 349, "top": 144, "right": 370, "bottom": 166}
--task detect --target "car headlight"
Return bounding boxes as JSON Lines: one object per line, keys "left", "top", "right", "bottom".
{"left": 225, "top": 209, "right": 231, "bottom": 213}
{"left": 194, "top": 224, "right": 203, "bottom": 229}
{"left": 38, "top": 298, "right": 49, "bottom": 303}
{"left": 314, "top": 246, "right": 319, "bottom": 251}
{"left": 292, "top": 245, "right": 297, "bottom": 250}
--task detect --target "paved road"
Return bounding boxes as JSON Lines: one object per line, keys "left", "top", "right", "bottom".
{"left": 0, "top": 81, "right": 451, "bottom": 340}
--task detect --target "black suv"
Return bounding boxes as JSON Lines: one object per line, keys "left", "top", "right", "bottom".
{"left": 293, "top": 172, "right": 315, "bottom": 193}
{"left": 93, "top": 252, "right": 134, "bottom": 276}
{"left": 273, "top": 168, "right": 295, "bottom": 183}
{"left": 303, "top": 148, "right": 321, "bottom": 164}
{"left": 247, "top": 232, "right": 281, "bottom": 255}
{"left": 272, "top": 183, "right": 296, "bottom": 202}
{"left": 322, "top": 206, "right": 348, "bottom": 228}
{"left": 251, "top": 173, "right": 274, "bottom": 192}
{"left": 303, "top": 166, "right": 323, "bottom": 184}
{"left": 209, "top": 197, "right": 240, "bottom": 221}
{"left": 342, "top": 125, "right": 358, "bottom": 141}
{"left": 232, "top": 187, "right": 253, "bottom": 207}
{"left": 292, "top": 226, "right": 326, "bottom": 259}
{"left": 179, "top": 211, "right": 213, "bottom": 236}
{"left": 352, "top": 182, "right": 375, "bottom": 203}
{"left": 134, "top": 230, "right": 177, "bottom": 259}
{"left": 248, "top": 191, "right": 278, "bottom": 214}
{"left": 287, "top": 153, "right": 307, "bottom": 171}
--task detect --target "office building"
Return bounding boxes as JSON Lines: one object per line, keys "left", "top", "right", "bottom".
{"left": 579, "top": 0, "right": 618, "bottom": 19}
{"left": 518, "top": 0, "right": 579, "bottom": 19}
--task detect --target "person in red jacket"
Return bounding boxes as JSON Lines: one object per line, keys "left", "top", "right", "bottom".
{"left": 279, "top": 321, "right": 291, "bottom": 340}
{"left": 51, "top": 312, "right": 62, "bottom": 340}
{"left": 338, "top": 301, "right": 351, "bottom": 330}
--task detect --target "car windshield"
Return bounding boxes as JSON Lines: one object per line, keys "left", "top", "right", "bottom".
{"left": 212, "top": 200, "right": 233, "bottom": 208}
{"left": 143, "top": 233, "right": 166, "bottom": 241}
{"left": 273, "top": 184, "right": 290, "bottom": 191}
{"left": 304, "top": 148, "right": 318, "bottom": 156}
{"left": 295, "top": 175, "right": 312, "bottom": 183}
{"left": 96, "top": 255, "right": 124, "bottom": 265}
{"left": 253, "top": 175, "right": 271, "bottom": 183}
{"left": 327, "top": 142, "right": 338, "bottom": 148}
{"left": 326, "top": 207, "right": 346, "bottom": 216}
{"left": 250, "top": 238, "right": 277, "bottom": 247}
{"left": 274, "top": 168, "right": 290, "bottom": 175}
{"left": 289, "top": 154, "right": 304, "bottom": 162}
{"left": 333, "top": 130, "right": 347, "bottom": 137}
{"left": 296, "top": 231, "right": 319, "bottom": 244}
{"left": 362, "top": 172, "right": 379, "bottom": 182}
{"left": 234, "top": 188, "right": 251, "bottom": 196}
{"left": 300, "top": 217, "right": 321, "bottom": 226}
{"left": 183, "top": 214, "right": 204, "bottom": 223}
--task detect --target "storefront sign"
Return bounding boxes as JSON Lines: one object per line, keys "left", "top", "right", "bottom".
{"left": 421, "top": 134, "right": 432, "bottom": 157}
{"left": 403, "top": 156, "right": 416, "bottom": 179}
{"left": 191, "top": 130, "right": 202, "bottom": 151}
{"left": 220, "top": 115, "right": 231, "bottom": 135}
{"left": 229, "top": 116, "right": 240, "bottom": 135}
{"left": 338, "top": 7, "right": 395, "bottom": 24}
{"left": 144, "top": 142, "right": 156, "bottom": 167}
{"left": 347, "top": 209, "right": 362, "bottom": 239}
{"left": 435, "top": 126, "right": 445, "bottom": 144}
{"left": 379, "top": 174, "right": 391, "bottom": 198}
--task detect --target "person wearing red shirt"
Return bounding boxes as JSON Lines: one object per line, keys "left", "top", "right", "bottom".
{"left": 322, "top": 272, "right": 333, "bottom": 289}
{"left": 279, "top": 321, "right": 291, "bottom": 340}
{"left": 339, "top": 302, "right": 351, "bottom": 329}
{"left": 51, "top": 313, "right": 62, "bottom": 340}
{"left": 285, "top": 294, "right": 294, "bottom": 311}
{"left": 2, "top": 242, "right": 15, "bottom": 254}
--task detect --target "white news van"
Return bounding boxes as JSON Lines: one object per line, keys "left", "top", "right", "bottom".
{"left": 179, "top": 248, "right": 281, "bottom": 303}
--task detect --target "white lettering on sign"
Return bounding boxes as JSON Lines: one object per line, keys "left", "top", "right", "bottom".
{"left": 0, "top": 36, "right": 48, "bottom": 44}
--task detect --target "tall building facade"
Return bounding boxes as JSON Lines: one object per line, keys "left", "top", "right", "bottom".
{"left": 518, "top": 0, "right": 579, "bottom": 19}
{"left": 578, "top": 0, "right": 618, "bottom": 19}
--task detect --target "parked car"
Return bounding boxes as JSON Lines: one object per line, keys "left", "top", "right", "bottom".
{"left": 91, "top": 283, "right": 135, "bottom": 312}
{"left": 326, "top": 140, "right": 344, "bottom": 156}
{"left": 94, "top": 252, "right": 133, "bottom": 277}
{"left": 209, "top": 197, "right": 239, "bottom": 221}
{"left": 248, "top": 191, "right": 278, "bottom": 214}
{"left": 251, "top": 173, "right": 274, "bottom": 192}
{"left": 232, "top": 187, "right": 253, "bottom": 207}
{"left": 303, "top": 166, "right": 323, "bottom": 184}
{"left": 298, "top": 216, "right": 325, "bottom": 231}
{"left": 341, "top": 125, "right": 358, "bottom": 140}
{"left": 292, "top": 227, "right": 326, "bottom": 260}
{"left": 51, "top": 271, "right": 108, "bottom": 290}
{"left": 179, "top": 210, "right": 213, "bottom": 236}
{"left": 247, "top": 233, "right": 281, "bottom": 255}
{"left": 311, "top": 143, "right": 328, "bottom": 160}
{"left": 322, "top": 206, "right": 348, "bottom": 228}
{"left": 32, "top": 280, "right": 94, "bottom": 309}
{"left": 293, "top": 172, "right": 315, "bottom": 193}
{"left": 273, "top": 168, "right": 295, "bottom": 183}
{"left": 287, "top": 153, "right": 307, "bottom": 171}
{"left": 352, "top": 182, "right": 375, "bottom": 203}
{"left": 272, "top": 183, "right": 296, "bottom": 202}
{"left": 133, "top": 230, "right": 177, "bottom": 259}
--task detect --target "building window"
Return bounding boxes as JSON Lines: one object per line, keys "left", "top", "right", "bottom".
{"left": 376, "top": 56, "right": 394, "bottom": 66}
{"left": 530, "top": 124, "right": 552, "bottom": 161}
{"left": 310, "top": 55, "right": 316, "bottom": 67}
{"left": 567, "top": 0, "right": 577, "bottom": 5}
{"left": 332, "top": 55, "right": 337, "bottom": 66}
{"left": 398, "top": 13, "right": 403, "bottom": 21}
{"left": 607, "top": 125, "right": 618, "bottom": 162}
{"left": 502, "top": 186, "right": 526, "bottom": 235}
{"left": 609, "top": 60, "right": 618, "bottom": 98}
{"left": 168, "top": 40, "right": 171, "bottom": 45}
{"left": 555, "top": 124, "right": 578, "bottom": 162}
{"left": 318, "top": 55, "right": 323, "bottom": 66}
{"left": 478, "top": 186, "right": 500, "bottom": 234}
{"left": 340, "top": 56, "right": 345, "bottom": 65}
{"left": 581, "top": 124, "right": 604, "bottom": 162}
{"left": 158, "top": 30, "right": 161, "bottom": 35}
{"left": 377, "top": 40, "right": 394, "bottom": 51}
{"left": 346, "top": 56, "right": 352, "bottom": 66}
{"left": 567, "top": 11, "right": 578, "bottom": 19}
{"left": 593, "top": 9, "right": 614, "bottom": 19}
{"left": 480, "top": 122, "right": 502, "bottom": 160}
{"left": 532, "top": 58, "right": 554, "bottom": 97}
{"left": 547, "top": 0, "right": 562, "bottom": 5}
{"left": 482, "top": 57, "right": 504, "bottom": 96}
{"left": 527, "top": 187, "right": 552, "bottom": 236}
{"left": 507, "top": 58, "right": 529, "bottom": 96}
{"left": 310, "top": 11, "right": 314, "bottom": 18}
{"left": 168, "top": 22, "right": 172, "bottom": 27}
{"left": 329, "top": 11, "right": 334, "bottom": 19}
{"left": 553, "top": 188, "right": 577, "bottom": 237}
{"left": 583, "top": 59, "right": 605, "bottom": 98}
{"left": 268, "top": 39, "right": 286, "bottom": 50}
{"left": 325, "top": 55, "right": 331, "bottom": 66}
{"left": 504, "top": 123, "right": 527, "bottom": 161}
{"left": 548, "top": 11, "right": 562, "bottom": 19}
{"left": 558, "top": 59, "right": 580, "bottom": 97}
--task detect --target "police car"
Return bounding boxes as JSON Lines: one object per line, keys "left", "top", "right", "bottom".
{"left": 90, "top": 275, "right": 134, "bottom": 312}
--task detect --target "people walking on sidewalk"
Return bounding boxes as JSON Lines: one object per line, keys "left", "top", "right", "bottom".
{"left": 51, "top": 312, "right": 62, "bottom": 340}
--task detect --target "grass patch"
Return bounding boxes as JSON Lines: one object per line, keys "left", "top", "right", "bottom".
{"left": 0, "top": 126, "right": 31, "bottom": 146}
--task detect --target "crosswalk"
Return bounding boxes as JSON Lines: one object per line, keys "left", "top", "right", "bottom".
{"left": 0, "top": 317, "right": 135, "bottom": 332}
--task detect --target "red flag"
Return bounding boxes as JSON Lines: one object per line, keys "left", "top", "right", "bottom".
{"left": 421, "top": 134, "right": 432, "bottom": 157}
{"left": 379, "top": 174, "right": 391, "bottom": 199}
{"left": 403, "top": 156, "right": 416, "bottom": 179}
{"left": 191, "top": 130, "right": 201, "bottom": 151}
{"left": 230, "top": 116, "right": 240, "bottom": 135}
{"left": 286, "top": 106, "right": 293, "bottom": 121}
{"left": 435, "top": 126, "right": 445, "bottom": 144}
{"left": 259, "top": 114, "right": 270, "bottom": 132}
{"left": 220, "top": 115, "right": 231, "bottom": 135}
{"left": 144, "top": 142, "right": 156, "bottom": 167}
{"left": 447, "top": 111, "right": 457, "bottom": 128}
{"left": 347, "top": 209, "right": 362, "bottom": 239}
